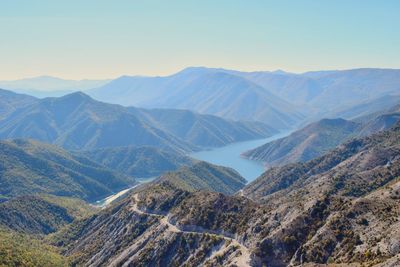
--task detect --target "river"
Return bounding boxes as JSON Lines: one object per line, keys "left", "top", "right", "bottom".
{"left": 190, "top": 130, "right": 292, "bottom": 182}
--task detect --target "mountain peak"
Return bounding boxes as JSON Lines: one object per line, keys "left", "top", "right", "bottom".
{"left": 52, "top": 91, "right": 94, "bottom": 105}
{"left": 60, "top": 91, "right": 91, "bottom": 99}
{"left": 272, "top": 69, "right": 290, "bottom": 75}
{"left": 175, "top": 66, "right": 215, "bottom": 76}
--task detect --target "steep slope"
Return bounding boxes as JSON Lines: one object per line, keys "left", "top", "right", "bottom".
{"left": 0, "top": 88, "right": 37, "bottom": 119}
{"left": 80, "top": 146, "right": 195, "bottom": 178}
{"left": 52, "top": 124, "right": 400, "bottom": 266}
{"left": 0, "top": 90, "right": 276, "bottom": 151}
{"left": 232, "top": 71, "right": 323, "bottom": 106}
{"left": 0, "top": 139, "right": 136, "bottom": 201}
{"left": 0, "top": 92, "right": 194, "bottom": 152}
{"left": 217, "top": 68, "right": 400, "bottom": 113}
{"left": 240, "top": 123, "right": 400, "bottom": 266}
{"left": 133, "top": 107, "right": 278, "bottom": 147}
{"left": 0, "top": 195, "right": 96, "bottom": 234}
{"left": 89, "top": 68, "right": 304, "bottom": 129}
{"left": 291, "top": 179, "right": 400, "bottom": 265}
{"left": 157, "top": 161, "right": 246, "bottom": 195}
{"left": 332, "top": 94, "right": 400, "bottom": 120}
{"left": 243, "top": 118, "right": 360, "bottom": 166}
{"left": 52, "top": 173, "right": 253, "bottom": 266}
{"left": 235, "top": 68, "right": 400, "bottom": 114}
{"left": 358, "top": 112, "right": 400, "bottom": 137}
{"left": 89, "top": 67, "right": 400, "bottom": 125}
{"left": 304, "top": 68, "right": 400, "bottom": 111}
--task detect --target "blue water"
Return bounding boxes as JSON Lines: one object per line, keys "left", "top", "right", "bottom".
{"left": 190, "top": 131, "right": 292, "bottom": 182}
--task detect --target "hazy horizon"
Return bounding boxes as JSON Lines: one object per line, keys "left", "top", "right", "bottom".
{"left": 1, "top": 0, "right": 399, "bottom": 80}
{"left": 2, "top": 66, "right": 400, "bottom": 82}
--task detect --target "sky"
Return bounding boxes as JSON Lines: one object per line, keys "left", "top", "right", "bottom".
{"left": 0, "top": 0, "right": 399, "bottom": 80}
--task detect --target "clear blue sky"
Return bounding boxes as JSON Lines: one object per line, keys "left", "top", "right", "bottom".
{"left": 0, "top": 0, "right": 399, "bottom": 79}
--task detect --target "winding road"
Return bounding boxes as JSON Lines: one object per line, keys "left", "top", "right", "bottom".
{"left": 131, "top": 194, "right": 251, "bottom": 266}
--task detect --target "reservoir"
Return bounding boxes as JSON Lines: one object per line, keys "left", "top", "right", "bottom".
{"left": 95, "top": 130, "right": 293, "bottom": 207}
{"left": 190, "top": 130, "right": 292, "bottom": 182}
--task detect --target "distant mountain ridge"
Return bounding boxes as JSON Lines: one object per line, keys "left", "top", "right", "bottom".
{"left": 239, "top": 68, "right": 400, "bottom": 109}
{"left": 0, "top": 75, "right": 110, "bottom": 91}
{"left": 88, "top": 67, "right": 304, "bottom": 129}
{"left": 329, "top": 94, "right": 400, "bottom": 121}
{"left": 88, "top": 67, "right": 400, "bottom": 127}
{"left": 0, "top": 90, "right": 275, "bottom": 151}
{"left": 5, "top": 67, "right": 399, "bottom": 130}
{"left": 0, "top": 92, "right": 194, "bottom": 151}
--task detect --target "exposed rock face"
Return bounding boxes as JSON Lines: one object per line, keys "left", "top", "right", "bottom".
{"left": 240, "top": 124, "right": 400, "bottom": 266}
{"left": 55, "top": 187, "right": 257, "bottom": 266}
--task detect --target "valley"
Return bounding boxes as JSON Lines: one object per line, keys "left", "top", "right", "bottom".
{"left": 94, "top": 129, "right": 294, "bottom": 208}
{"left": 1, "top": 66, "right": 400, "bottom": 267}
{"left": 191, "top": 129, "right": 294, "bottom": 182}
{"left": 1, "top": 2, "right": 400, "bottom": 266}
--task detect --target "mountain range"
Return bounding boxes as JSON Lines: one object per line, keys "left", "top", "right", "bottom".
{"left": 244, "top": 106, "right": 400, "bottom": 167}
{"left": 330, "top": 94, "right": 400, "bottom": 121}
{"left": 88, "top": 67, "right": 305, "bottom": 129}
{"left": 0, "top": 89, "right": 275, "bottom": 152}
{"left": 238, "top": 68, "right": 400, "bottom": 109}
{"left": 0, "top": 67, "right": 399, "bottom": 267}
{"left": 49, "top": 123, "right": 400, "bottom": 266}
{"left": 0, "top": 118, "right": 398, "bottom": 266}
{"left": 87, "top": 67, "right": 400, "bottom": 127}
{"left": 4, "top": 68, "right": 400, "bottom": 131}
{"left": 0, "top": 76, "right": 110, "bottom": 96}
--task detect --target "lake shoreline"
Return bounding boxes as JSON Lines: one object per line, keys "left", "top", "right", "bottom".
{"left": 93, "top": 131, "right": 292, "bottom": 207}
{"left": 190, "top": 130, "right": 293, "bottom": 182}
